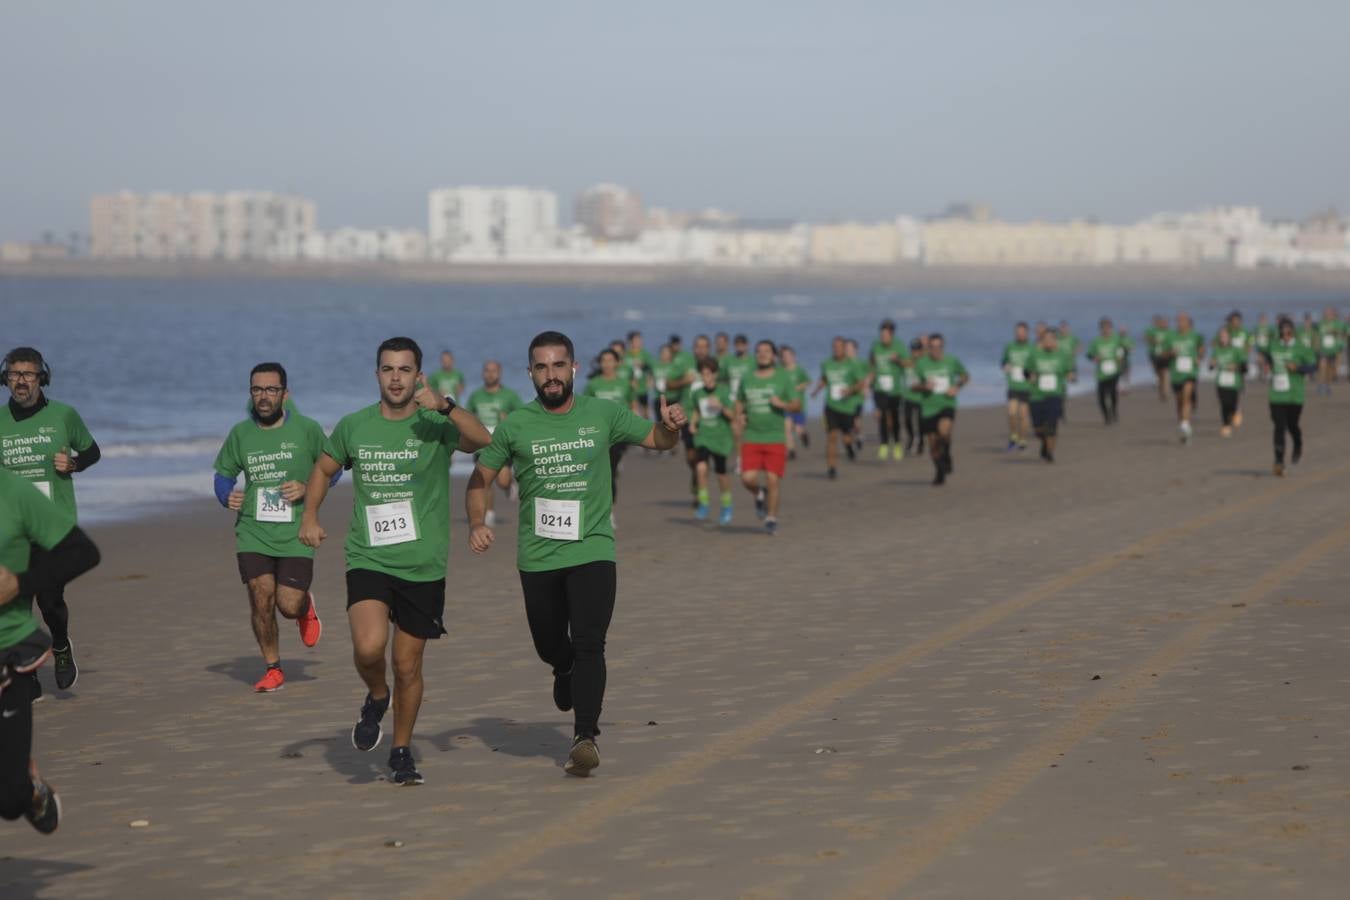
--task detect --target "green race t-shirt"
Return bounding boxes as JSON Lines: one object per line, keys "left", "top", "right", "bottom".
{"left": 650, "top": 360, "right": 688, "bottom": 403}
{"left": 1167, "top": 331, "right": 1204, "bottom": 382}
{"left": 466, "top": 386, "right": 523, "bottom": 432}
{"left": 1222, "top": 326, "right": 1252, "bottom": 353}
{"left": 736, "top": 367, "right": 796, "bottom": 445}
{"left": 1145, "top": 325, "right": 1169, "bottom": 357}
{"left": 625, "top": 349, "right": 655, "bottom": 394}
{"left": 821, "top": 357, "right": 866, "bottom": 414}
{"left": 1087, "top": 335, "right": 1125, "bottom": 382}
{"left": 1263, "top": 340, "right": 1317, "bottom": 405}
{"left": 0, "top": 469, "right": 75, "bottom": 648}
{"left": 914, "top": 356, "right": 968, "bottom": 418}
{"left": 0, "top": 399, "right": 95, "bottom": 518}
{"left": 1255, "top": 325, "right": 1274, "bottom": 351}
{"left": 1001, "top": 341, "right": 1034, "bottom": 392}
{"left": 1027, "top": 347, "right": 1073, "bottom": 400}
{"left": 427, "top": 369, "right": 465, "bottom": 399}
{"left": 1211, "top": 345, "right": 1246, "bottom": 392}
{"left": 690, "top": 382, "right": 734, "bottom": 457}
{"left": 869, "top": 340, "right": 909, "bottom": 397}
{"left": 1316, "top": 321, "right": 1345, "bottom": 355}
{"left": 583, "top": 376, "right": 633, "bottom": 409}
{"left": 324, "top": 405, "right": 461, "bottom": 582}
{"left": 719, "top": 354, "right": 756, "bottom": 398}
{"left": 213, "top": 412, "right": 328, "bottom": 558}
{"left": 478, "top": 394, "right": 653, "bottom": 573}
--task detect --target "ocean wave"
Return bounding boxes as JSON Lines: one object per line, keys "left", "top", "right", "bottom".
{"left": 100, "top": 437, "right": 225, "bottom": 459}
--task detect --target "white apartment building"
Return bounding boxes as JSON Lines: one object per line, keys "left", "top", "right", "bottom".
{"left": 427, "top": 186, "right": 559, "bottom": 261}
{"left": 89, "top": 191, "right": 316, "bottom": 261}
{"left": 322, "top": 228, "right": 428, "bottom": 262}
{"left": 575, "top": 184, "right": 643, "bottom": 241}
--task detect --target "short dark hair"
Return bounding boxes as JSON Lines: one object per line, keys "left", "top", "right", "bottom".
{"left": 694, "top": 333, "right": 710, "bottom": 345}
{"left": 756, "top": 339, "right": 778, "bottom": 355}
{"left": 929, "top": 332, "right": 945, "bottom": 344}
{"left": 733, "top": 333, "right": 748, "bottom": 344}
{"left": 698, "top": 357, "right": 720, "bottom": 374}
{"left": 626, "top": 330, "right": 642, "bottom": 341}
{"left": 880, "top": 319, "right": 896, "bottom": 332}
{"left": 2, "top": 347, "right": 48, "bottom": 386}
{"left": 780, "top": 344, "right": 795, "bottom": 354}
{"left": 1015, "top": 321, "right": 1029, "bottom": 330}
{"left": 529, "top": 330, "right": 574, "bottom": 362}
{"left": 250, "top": 362, "right": 288, "bottom": 388}
{"left": 378, "top": 337, "right": 422, "bottom": 371}
{"left": 598, "top": 348, "right": 619, "bottom": 363}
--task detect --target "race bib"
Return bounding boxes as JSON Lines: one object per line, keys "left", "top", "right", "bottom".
{"left": 1218, "top": 370, "right": 1237, "bottom": 388}
{"left": 1038, "top": 373, "right": 1058, "bottom": 392}
{"left": 256, "top": 487, "right": 293, "bottom": 523}
{"left": 1272, "top": 373, "right": 1291, "bottom": 392}
{"left": 1175, "top": 356, "right": 1194, "bottom": 374}
{"left": 731, "top": 377, "right": 742, "bottom": 396}
{"left": 1323, "top": 334, "right": 1336, "bottom": 349}
{"left": 930, "top": 374, "right": 951, "bottom": 394}
{"left": 1009, "top": 366, "right": 1026, "bottom": 383}
{"left": 534, "top": 497, "right": 581, "bottom": 541}
{"left": 1233, "top": 334, "right": 1247, "bottom": 348}
{"left": 654, "top": 377, "right": 667, "bottom": 393}
{"left": 829, "top": 383, "right": 848, "bottom": 401}
{"left": 877, "top": 374, "right": 895, "bottom": 392}
{"left": 1100, "top": 359, "right": 1117, "bottom": 376}
{"left": 33, "top": 480, "right": 52, "bottom": 500}
{"left": 698, "top": 397, "right": 720, "bottom": 420}
{"left": 365, "top": 500, "right": 417, "bottom": 546}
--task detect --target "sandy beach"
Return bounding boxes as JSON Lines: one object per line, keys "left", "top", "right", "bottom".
{"left": 5, "top": 383, "right": 1350, "bottom": 899}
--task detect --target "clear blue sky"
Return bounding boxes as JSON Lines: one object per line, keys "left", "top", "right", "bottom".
{"left": 2, "top": 0, "right": 1345, "bottom": 240}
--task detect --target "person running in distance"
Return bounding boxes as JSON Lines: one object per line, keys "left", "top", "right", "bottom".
{"left": 466, "top": 331, "right": 687, "bottom": 776}
{"left": 1261, "top": 316, "right": 1317, "bottom": 476}
{"left": 465, "top": 360, "right": 524, "bottom": 527}
{"left": 299, "top": 337, "right": 491, "bottom": 786}
{"left": 735, "top": 340, "right": 802, "bottom": 535}
{"left": 779, "top": 345, "right": 811, "bottom": 459}
{"left": 1001, "top": 322, "right": 1034, "bottom": 450}
{"left": 689, "top": 358, "right": 735, "bottom": 524}
{"left": 913, "top": 334, "right": 969, "bottom": 486}
{"left": 427, "top": 350, "right": 466, "bottom": 403}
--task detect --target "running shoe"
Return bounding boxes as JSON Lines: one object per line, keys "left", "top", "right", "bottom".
{"left": 1273, "top": 462, "right": 1285, "bottom": 477}
{"left": 764, "top": 518, "right": 778, "bottom": 536}
{"left": 553, "top": 667, "right": 573, "bottom": 712}
{"left": 352, "top": 691, "right": 390, "bottom": 752}
{"left": 942, "top": 450, "right": 954, "bottom": 475}
{"left": 932, "top": 467, "right": 946, "bottom": 486}
{"left": 254, "top": 667, "right": 285, "bottom": 693}
{"left": 564, "top": 735, "right": 600, "bottom": 777}
{"left": 718, "top": 506, "right": 733, "bottom": 526}
{"left": 892, "top": 445, "right": 904, "bottom": 461}
{"left": 1017, "top": 440, "right": 1028, "bottom": 451}
{"left": 298, "top": 593, "right": 322, "bottom": 648}
{"left": 52, "top": 641, "right": 77, "bottom": 691}
{"left": 25, "top": 777, "right": 61, "bottom": 834}
{"left": 1292, "top": 445, "right": 1302, "bottom": 465}
{"left": 1006, "top": 438, "right": 1018, "bottom": 452}
{"left": 800, "top": 433, "right": 811, "bottom": 448}
{"left": 1220, "top": 426, "right": 1232, "bottom": 438}
{"left": 827, "top": 466, "right": 837, "bottom": 480}
{"left": 876, "top": 445, "right": 888, "bottom": 460}
{"left": 29, "top": 672, "right": 44, "bottom": 704}
{"left": 754, "top": 488, "right": 767, "bottom": 520}
{"left": 1233, "top": 411, "right": 1244, "bottom": 427}
{"left": 388, "top": 746, "right": 424, "bottom": 786}
{"left": 844, "top": 441, "right": 856, "bottom": 462}
{"left": 695, "top": 503, "right": 709, "bottom": 520}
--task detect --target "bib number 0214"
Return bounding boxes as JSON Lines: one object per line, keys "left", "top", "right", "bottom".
{"left": 534, "top": 497, "right": 582, "bottom": 541}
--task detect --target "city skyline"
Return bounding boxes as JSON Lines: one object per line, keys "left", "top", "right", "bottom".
{"left": 3, "top": 2, "right": 1349, "bottom": 242}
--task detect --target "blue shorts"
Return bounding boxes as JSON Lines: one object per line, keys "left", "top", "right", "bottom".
{"left": 788, "top": 412, "right": 806, "bottom": 426}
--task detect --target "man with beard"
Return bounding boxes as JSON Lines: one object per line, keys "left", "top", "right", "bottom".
{"left": 213, "top": 363, "right": 330, "bottom": 692}
{"left": 466, "top": 331, "right": 686, "bottom": 777}
{"left": 0, "top": 347, "right": 100, "bottom": 693}
{"left": 464, "top": 360, "right": 524, "bottom": 528}
{"left": 300, "top": 337, "right": 491, "bottom": 786}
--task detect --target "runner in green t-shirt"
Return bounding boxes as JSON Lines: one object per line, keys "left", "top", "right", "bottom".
{"left": 468, "top": 330, "right": 686, "bottom": 777}
{"left": 426, "top": 350, "right": 466, "bottom": 402}
{"left": 213, "top": 362, "right": 328, "bottom": 693}
{"left": 0, "top": 346, "right": 100, "bottom": 691}
{"left": 1027, "top": 330, "right": 1076, "bottom": 462}
{"left": 625, "top": 330, "right": 656, "bottom": 418}
{"left": 735, "top": 340, "right": 802, "bottom": 534}
{"left": 913, "top": 334, "right": 969, "bottom": 486}
{"left": 584, "top": 348, "right": 638, "bottom": 518}
{"left": 1260, "top": 316, "right": 1318, "bottom": 476}
{"left": 300, "top": 336, "right": 490, "bottom": 786}
{"left": 869, "top": 320, "right": 909, "bottom": 461}
{"left": 1315, "top": 307, "right": 1344, "bottom": 397}
{"left": 1086, "top": 317, "right": 1126, "bottom": 425}
{"left": 1145, "top": 315, "right": 1171, "bottom": 402}
{"left": 1209, "top": 328, "right": 1246, "bottom": 438}
{"left": 689, "top": 358, "right": 736, "bottom": 525}
{"left": 812, "top": 336, "right": 867, "bottom": 479}
{"left": 780, "top": 345, "right": 812, "bottom": 458}
{"left": 465, "top": 360, "right": 524, "bottom": 529}
{"left": 0, "top": 467, "right": 101, "bottom": 835}
{"left": 1253, "top": 313, "right": 1274, "bottom": 361}
{"left": 1162, "top": 313, "right": 1205, "bottom": 443}
{"left": 900, "top": 336, "right": 928, "bottom": 455}
{"left": 719, "top": 334, "right": 755, "bottom": 399}
{"left": 1000, "top": 322, "right": 1034, "bottom": 451}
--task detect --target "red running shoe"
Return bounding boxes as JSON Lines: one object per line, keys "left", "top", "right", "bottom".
{"left": 298, "top": 592, "right": 322, "bottom": 648}
{"left": 254, "top": 668, "right": 285, "bottom": 692}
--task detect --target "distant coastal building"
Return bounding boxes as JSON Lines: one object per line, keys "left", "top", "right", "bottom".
{"left": 312, "top": 228, "right": 428, "bottom": 262}
{"left": 575, "top": 184, "right": 643, "bottom": 241}
{"left": 809, "top": 222, "right": 903, "bottom": 265}
{"left": 427, "top": 186, "right": 559, "bottom": 260}
{"left": 88, "top": 191, "right": 316, "bottom": 261}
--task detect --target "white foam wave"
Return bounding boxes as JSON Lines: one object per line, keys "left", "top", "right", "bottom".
{"left": 100, "top": 438, "right": 224, "bottom": 459}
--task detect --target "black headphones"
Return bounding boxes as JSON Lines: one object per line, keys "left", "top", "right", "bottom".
{"left": 1, "top": 347, "right": 51, "bottom": 387}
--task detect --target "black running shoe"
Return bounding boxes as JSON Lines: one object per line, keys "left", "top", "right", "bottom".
{"left": 553, "top": 667, "right": 573, "bottom": 712}
{"left": 827, "top": 466, "right": 837, "bottom": 480}
{"left": 352, "top": 692, "right": 390, "bottom": 752}
{"left": 25, "top": 778, "right": 61, "bottom": 834}
{"left": 942, "top": 451, "right": 954, "bottom": 475}
{"left": 388, "top": 746, "right": 424, "bottom": 786}
{"left": 28, "top": 672, "right": 44, "bottom": 704}
{"left": 1292, "top": 445, "right": 1302, "bottom": 465}
{"left": 564, "top": 735, "right": 600, "bottom": 777}
{"left": 754, "top": 488, "right": 767, "bottom": 520}
{"left": 53, "top": 642, "right": 77, "bottom": 691}
{"left": 932, "top": 466, "right": 946, "bottom": 486}
{"left": 844, "top": 441, "right": 856, "bottom": 462}
{"left": 801, "top": 433, "right": 811, "bottom": 448}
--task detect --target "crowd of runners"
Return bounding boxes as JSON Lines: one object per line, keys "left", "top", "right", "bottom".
{"left": 0, "top": 304, "right": 1342, "bottom": 830}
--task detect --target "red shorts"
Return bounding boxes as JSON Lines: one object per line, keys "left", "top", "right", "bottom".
{"left": 741, "top": 442, "right": 787, "bottom": 477}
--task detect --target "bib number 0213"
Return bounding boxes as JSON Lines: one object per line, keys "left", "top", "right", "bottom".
{"left": 365, "top": 500, "right": 418, "bottom": 546}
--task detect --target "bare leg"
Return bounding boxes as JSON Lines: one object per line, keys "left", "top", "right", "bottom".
{"left": 246, "top": 575, "right": 280, "bottom": 665}
{"left": 348, "top": 600, "right": 391, "bottom": 701}
{"left": 389, "top": 629, "right": 427, "bottom": 748}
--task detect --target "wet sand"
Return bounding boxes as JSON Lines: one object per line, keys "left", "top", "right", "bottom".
{"left": 6, "top": 381, "right": 1350, "bottom": 899}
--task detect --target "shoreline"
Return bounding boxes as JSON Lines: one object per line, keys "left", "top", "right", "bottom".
{"left": 7, "top": 258, "right": 1350, "bottom": 291}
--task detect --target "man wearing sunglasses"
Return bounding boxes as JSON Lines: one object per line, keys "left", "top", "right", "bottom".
{"left": 0, "top": 347, "right": 100, "bottom": 695}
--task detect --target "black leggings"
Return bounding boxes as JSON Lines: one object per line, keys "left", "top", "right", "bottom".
{"left": 1096, "top": 377, "right": 1119, "bottom": 423}
{"left": 519, "top": 561, "right": 617, "bottom": 739}
{"left": 875, "top": 393, "right": 901, "bottom": 444}
{"left": 29, "top": 548, "right": 70, "bottom": 650}
{"left": 1270, "top": 403, "right": 1303, "bottom": 464}
{"left": 0, "top": 671, "right": 37, "bottom": 821}
{"left": 902, "top": 399, "right": 922, "bottom": 450}
{"left": 1217, "top": 388, "right": 1240, "bottom": 427}
{"left": 608, "top": 445, "right": 626, "bottom": 502}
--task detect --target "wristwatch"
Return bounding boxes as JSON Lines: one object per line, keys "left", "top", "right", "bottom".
{"left": 441, "top": 396, "right": 457, "bottom": 415}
